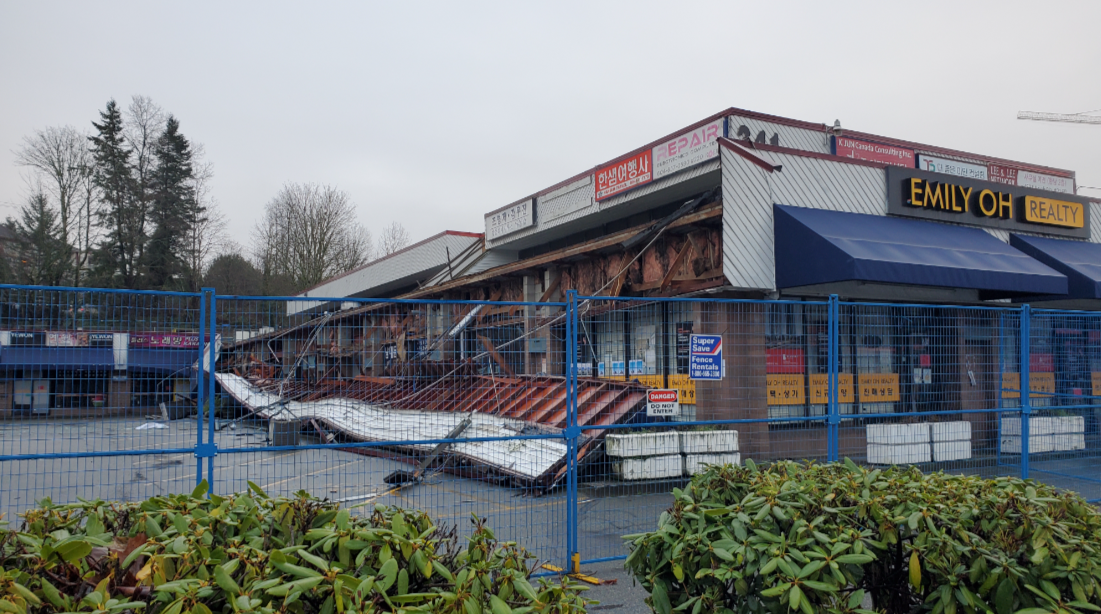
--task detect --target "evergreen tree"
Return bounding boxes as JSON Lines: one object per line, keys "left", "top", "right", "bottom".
{"left": 88, "top": 99, "right": 141, "bottom": 288}
{"left": 8, "top": 192, "right": 70, "bottom": 286}
{"left": 144, "top": 116, "right": 197, "bottom": 290}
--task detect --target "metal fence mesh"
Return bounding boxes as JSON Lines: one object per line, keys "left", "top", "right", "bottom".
{"left": 0, "top": 286, "right": 1098, "bottom": 568}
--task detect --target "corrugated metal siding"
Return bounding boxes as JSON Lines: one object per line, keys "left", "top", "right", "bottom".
{"left": 291, "top": 233, "right": 481, "bottom": 312}
{"left": 725, "top": 114, "right": 830, "bottom": 154}
{"left": 721, "top": 149, "right": 886, "bottom": 292}
{"left": 1092, "top": 202, "right": 1101, "bottom": 243}
{"left": 485, "top": 177, "right": 596, "bottom": 249}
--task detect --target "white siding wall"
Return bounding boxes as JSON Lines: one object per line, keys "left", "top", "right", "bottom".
{"left": 725, "top": 115, "right": 831, "bottom": 154}
{"left": 721, "top": 149, "right": 886, "bottom": 291}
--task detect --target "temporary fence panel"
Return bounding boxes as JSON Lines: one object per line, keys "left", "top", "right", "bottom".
{"left": 1, "top": 284, "right": 1099, "bottom": 568}
{"left": 1022, "top": 309, "right": 1101, "bottom": 501}
{"left": 209, "top": 294, "right": 574, "bottom": 567}
{"left": 570, "top": 296, "right": 831, "bottom": 564}
{"left": 0, "top": 285, "right": 207, "bottom": 521}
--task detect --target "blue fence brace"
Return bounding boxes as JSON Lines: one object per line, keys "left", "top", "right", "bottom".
{"left": 1021, "top": 303, "right": 1031, "bottom": 479}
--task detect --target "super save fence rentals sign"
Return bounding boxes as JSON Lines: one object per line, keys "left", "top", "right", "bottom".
{"left": 647, "top": 389, "right": 680, "bottom": 417}
{"left": 689, "top": 334, "right": 723, "bottom": 380}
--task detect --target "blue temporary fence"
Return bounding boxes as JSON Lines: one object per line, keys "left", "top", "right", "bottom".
{"left": 0, "top": 284, "right": 1098, "bottom": 571}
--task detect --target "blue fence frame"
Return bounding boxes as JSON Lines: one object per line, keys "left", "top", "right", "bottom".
{"left": 0, "top": 284, "right": 1099, "bottom": 571}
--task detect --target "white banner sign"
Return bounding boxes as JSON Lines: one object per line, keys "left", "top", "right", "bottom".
{"left": 485, "top": 199, "right": 535, "bottom": 240}
{"left": 652, "top": 119, "right": 723, "bottom": 180}
{"left": 1017, "top": 170, "right": 1074, "bottom": 194}
{"left": 917, "top": 155, "right": 988, "bottom": 180}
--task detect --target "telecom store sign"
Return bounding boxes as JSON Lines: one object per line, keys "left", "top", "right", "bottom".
{"left": 689, "top": 334, "right": 723, "bottom": 380}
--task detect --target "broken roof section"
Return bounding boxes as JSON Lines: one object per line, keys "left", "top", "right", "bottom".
{"left": 289, "top": 231, "right": 484, "bottom": 316}
{"left": 218, "top": 371, "right": 649, "bottom": 487}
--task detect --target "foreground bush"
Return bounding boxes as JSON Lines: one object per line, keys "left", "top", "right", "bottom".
{"left": 623, "top": 460, "right": 1101, "bottom": 614}
{"left": 0, "top": 481, "right": 591, "bottom": 613}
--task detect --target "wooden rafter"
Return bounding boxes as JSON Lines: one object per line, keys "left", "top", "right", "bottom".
{"left": 478, "top": 335, "right": 516, "bottom": 377}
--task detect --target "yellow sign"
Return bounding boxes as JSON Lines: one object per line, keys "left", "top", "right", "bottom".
{"left": 1000, "top": 372, "right": 1056, "bottom": 399}
{"left": 858, "top": 373, "right": 900, "bottom": 402}
{"left": 632, "top": 374, "right": 664, "bottom": 389}
{"left": 767, "top": 374, "right": 805, "bottom": 406}
{"left": 1094, "top": 372, "right": 1101, "bottom": 398}
{"left": 668, "top": 374, "right": 697, "bottom": 404}
{"left": 1024, "top": 196, "right": 1084, "bottom": 229}
{"left": 809, "top": 373, "right": 854, "bottom": 404}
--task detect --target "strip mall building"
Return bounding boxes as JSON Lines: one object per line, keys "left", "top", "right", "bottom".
{"left": 235, "top": 107, "right": 1101, "bottom": 459}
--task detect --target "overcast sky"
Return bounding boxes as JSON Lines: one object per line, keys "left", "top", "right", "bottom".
{"left": 2, "top": 1, "right": 1099, "bottom": 255}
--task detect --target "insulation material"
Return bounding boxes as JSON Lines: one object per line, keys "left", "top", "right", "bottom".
{"left": 612, "top": 455, "right": 683, "bottom": 480}
{"left": 679, "top": 430, "right": 738, "bottom": 454}
{"left": 684, "top": 453, "right": 741, "bottom": 475}
{"left": 604, "top": 432, "right": 680, "bottom": 458}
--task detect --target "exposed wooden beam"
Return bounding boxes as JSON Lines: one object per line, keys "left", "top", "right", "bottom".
{"left": 478, "top": 335, "right": 516, "bottom": 377}
{"left": 660, "top": 240, "right": 694, "bottom": 291}
{"left": 402, "top": 202, "right": 721, "bottom": 298}
{"left": 538, "top": 271, "right": 562, "bottom": 302}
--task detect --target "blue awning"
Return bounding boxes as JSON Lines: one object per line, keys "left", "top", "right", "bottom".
{"left": 1010, "top": 234, "right": 1101, "bottom": 299}
{"left": 773, "top": 205, "right": 1068, "bottom": 298}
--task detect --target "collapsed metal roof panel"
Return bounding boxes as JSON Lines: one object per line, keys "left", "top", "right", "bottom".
{"left": 219, "top": 372, "right": 649, "bottom": 486}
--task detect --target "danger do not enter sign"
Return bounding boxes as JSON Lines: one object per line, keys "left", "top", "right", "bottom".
{"left": 647, "top": 389, "right": 680, "bottom": 417}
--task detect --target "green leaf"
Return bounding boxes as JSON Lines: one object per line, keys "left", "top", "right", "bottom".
{"left": 802, "top": 581, "right": 836, "bottom": 592}
{"left": 789, "top": 584, "right": 803, "bottom": 611}
{"left": 214, "top": 564, "right": 241, "bottom": 595}
{"left": 835, "top": 554, "right": 874, "bottom": 565}
{"left": 490, "top": 595, "right": 513, "bottom": 614}
{"left": 297, "top": 548, "right": 330, "bottom": 571}
{"left": 996, "top": 578, "right": 1015, "bottom": 614}
{"left": 192, "top": 480, "right": 209, "bottom": 498}
{"left": 56, "top": 539, "right": 93, "bottom": 562}
{"left": 848, "top": 589, "right": 866, "bottom": 610}
{"left": 760, "top": 583, "right": 792, "bottom": 598}
{"left": 909, "top": 550, "right": 922, "bottom": 589}
{"left": 652, "top": 582, "right": 672, "bottom": 614}
{"left": 377, "top": 558, "right": 398, "bottom": 592}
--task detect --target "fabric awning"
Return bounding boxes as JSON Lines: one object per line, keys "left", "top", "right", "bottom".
{"left": 1010, "top": 234, "right": 1101, "bottom": 299}
{"left": 773, "top": 205, "right": 1067, "bottom": 298}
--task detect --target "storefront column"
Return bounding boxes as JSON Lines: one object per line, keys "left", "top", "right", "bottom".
{"left": 109, "top": 376, "right": 130, "bottom": 414}
{"left": 958, "top": 312, "right": 995, "bottom": 445}
{"left": 695, "top": 302, "right": 771, "bottom": 458}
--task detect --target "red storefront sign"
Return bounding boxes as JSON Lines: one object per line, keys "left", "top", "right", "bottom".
{"left": 1030, "top": 353, "right": 1054, "bottom": 373}
{"left": 766, "top": 348, "right": 805, "bottom": 374}
{"left": 987, "top": 164, "right": 1018, "bottom": 186}
{"left": 834, "top": 137, "right": 914, "bottom": 168}
{"left": 595, "top": 150, "right": 652, "bottom": 201}
{"left": 130, "top": 333, "right": 201, "bottom": 349}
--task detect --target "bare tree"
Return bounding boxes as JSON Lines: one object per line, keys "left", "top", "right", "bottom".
{"left": 14, "top": 125, "right": 94, "bottom": 284}
{"left": 378, "top": 221, "right": 410, "bottom": 256}
{"left": 251, "top": 183, "right": 372, "bottom": 291}
{"left": 180, "top": 144, "right": 229, "bottom": 292}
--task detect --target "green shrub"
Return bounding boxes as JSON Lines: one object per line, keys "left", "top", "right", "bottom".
{"left": 0, "top": 481, "right": 592, "bottom": 614}
{"left": 623, "top": 460, "right": 1101, "bottom": 614}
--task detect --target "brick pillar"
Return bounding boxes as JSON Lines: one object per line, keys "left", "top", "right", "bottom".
{"left": 957, "top": 312, "right": 995, "bottom": 445}
{"left": 695, "top": 302, "right": 770, "bottom": 458}
{"left": 109, "top": 377, "right": 130, "bottom": 414}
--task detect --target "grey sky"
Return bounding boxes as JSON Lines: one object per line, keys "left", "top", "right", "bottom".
{"left": 2, "top": 1, "right": 1099, "bottom": 254}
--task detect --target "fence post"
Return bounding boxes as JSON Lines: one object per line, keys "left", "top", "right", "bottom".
{"left": 193, "top": 288, "right": 219, "bottom": 494}
{"left": 565, "top": 290, "right": 580, "bottom": 573}
{"left": 827, "top": 295, "right": 839, "bottom": 462}
{"left": 1020, "top": 304, "right": 1031, "bottom": 480}
{"left": 195, "top": 289, "right": 207, "bottom": 487}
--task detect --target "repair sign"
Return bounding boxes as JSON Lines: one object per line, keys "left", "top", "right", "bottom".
{"left": 647, "top": 389, "right": 680, "bottom": 416}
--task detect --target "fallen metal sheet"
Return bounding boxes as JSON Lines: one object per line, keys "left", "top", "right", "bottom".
{"left": 216, "top": 373, "right": 569, "bottom": 483}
